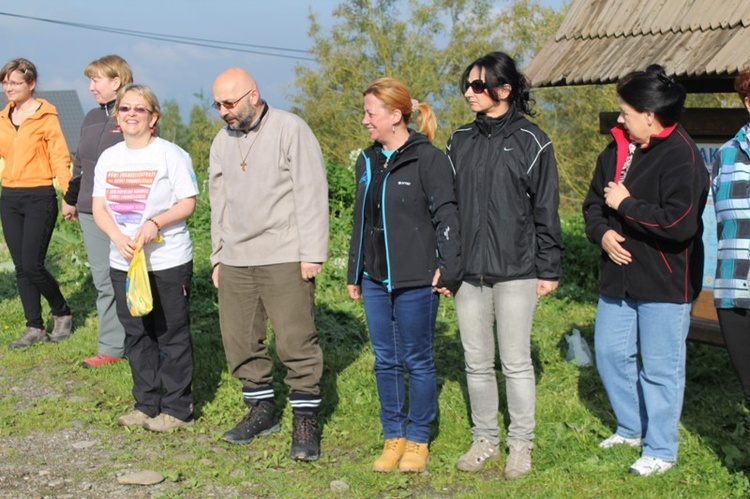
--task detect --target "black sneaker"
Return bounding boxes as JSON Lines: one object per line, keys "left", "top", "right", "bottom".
{"left": 291, "top": 413, "right": 320, "bottom": 461}
{"left": 222, "top": 401, "right": 280, "bottom": 444}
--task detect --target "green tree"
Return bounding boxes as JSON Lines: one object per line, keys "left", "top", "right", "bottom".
{"left": 158, "top": 100, "right": 189, "bottom": 150}
{"left": 186, "top": 91, "right": 223, "bottom": 173}
{"left": 292, "top": 0, "right": 565, "bottom": 165}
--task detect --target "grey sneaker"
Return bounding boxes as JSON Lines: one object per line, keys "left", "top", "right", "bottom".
{"left": 49, "top": 314, "right": 73, "bottom": 342}
{"left": 457, "top": 437, "right": 500, "bottom": 472}
{"left": 504, "top": 442, "right": 532, "bottom": 480}
{"left": 9, "top": 327, "right": 48, "bottom": 349}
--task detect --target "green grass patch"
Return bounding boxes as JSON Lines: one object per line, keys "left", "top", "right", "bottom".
{"left": 0, "top": 184, "right": 748, "bottom": 496}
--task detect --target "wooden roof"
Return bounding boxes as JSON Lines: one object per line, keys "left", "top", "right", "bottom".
{"left": 525, "top": 0, "right": 750, "bottom": 92}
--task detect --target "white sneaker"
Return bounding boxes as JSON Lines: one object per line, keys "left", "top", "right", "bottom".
{"left": 599, "top": 433, "right": 642, "bottom": 449}
{"left": 629, "top": 456, "right": 674, "bottom": 476}
{"left": 456, "top": 437, "right": 500, "bottom": 472}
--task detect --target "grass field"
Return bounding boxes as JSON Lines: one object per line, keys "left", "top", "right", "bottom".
{"left": 0, "top": 184, "right": 749, "bottom": 497}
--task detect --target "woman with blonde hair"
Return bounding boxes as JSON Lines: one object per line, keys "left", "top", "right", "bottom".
{"left": 93, "top": 84, "right": 198, "bottom": 432}
{"left": 0, "top": 58, "right": 73, "bottom": 348}
{"left": 347, "top": 77, "right": 462, "bottom": 472}
{"left": 62, "top": 54, "right": 133, "bottom": 368}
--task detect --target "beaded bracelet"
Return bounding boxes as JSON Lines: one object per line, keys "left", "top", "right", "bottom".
{"left": 147, "top": 218, "right": 161, "bottom": 231}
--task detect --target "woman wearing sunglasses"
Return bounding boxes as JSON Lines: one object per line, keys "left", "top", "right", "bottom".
{"left": 92, "top": 84, "right": 199, "bottom": 432}
{"left": 347, "top": 77, "right": 461, "bottom": 472}
{"left": 447, "top": 51, "right": 563, "bottom": 479}
{"left": 0, "top": 58, "right": 74, "bottom": 348}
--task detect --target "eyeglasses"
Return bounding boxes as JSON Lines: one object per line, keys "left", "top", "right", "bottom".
{"left": 212, "top": 88, "right": 253, "bottom": 110}
{"left": 465, "top": 79, "right": 488, "bottom": 94}
{"left": 118, "top": 105, "right": 152, "bottom": 115}
{"left": 2, "top": 80, "right": 27, "bottom": 87}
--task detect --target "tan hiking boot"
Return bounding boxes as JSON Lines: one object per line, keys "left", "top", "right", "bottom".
{"left": 144, "top": 413, "right": 194, "bottom": 432}
{"left": 373, "top": 437, "right": 406, "bottom": 472}
{"left": 117, "top": 410, "right": 151, "bottom": 427}
{"left": 399, "top": 440, "right": 429, "bottom": 473}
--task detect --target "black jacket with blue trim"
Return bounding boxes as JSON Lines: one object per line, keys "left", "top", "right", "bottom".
{"left": 347, "top": 130, "right": 462, "bottom": 294}
{"left": 447, "top": 106, "right": 563, "bottom": 284}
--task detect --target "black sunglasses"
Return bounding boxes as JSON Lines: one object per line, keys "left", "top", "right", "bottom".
{"left": 212, "top": 88, "right": 253, "bottom": 110}
{"left": 465, "top": 79, "right": 488, "bottom": 94}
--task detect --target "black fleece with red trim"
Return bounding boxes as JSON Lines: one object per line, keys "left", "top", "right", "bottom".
{"left": 582, "top": 123, "right": 709, "bottom": 303}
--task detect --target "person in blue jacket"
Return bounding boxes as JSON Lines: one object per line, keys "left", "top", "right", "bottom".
{"left": 347, "top": 77, "right": 461, "bottom": 474}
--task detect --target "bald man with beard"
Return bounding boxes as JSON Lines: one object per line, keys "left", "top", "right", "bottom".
{"left": 209, "top": 68, "right": 329, "bottom": 461}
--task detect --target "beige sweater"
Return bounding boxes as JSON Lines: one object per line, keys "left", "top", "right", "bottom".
{"left": 209, "top": 106, "right": 329, "bottom": 267}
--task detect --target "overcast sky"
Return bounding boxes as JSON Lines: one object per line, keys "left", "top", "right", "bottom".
{"left": 1, "top": 0, "right": 563, "bottom": 120}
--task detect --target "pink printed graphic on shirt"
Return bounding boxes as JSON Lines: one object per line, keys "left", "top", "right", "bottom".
{"left": 105, "top": 170, "right": 157, "bottom": 225}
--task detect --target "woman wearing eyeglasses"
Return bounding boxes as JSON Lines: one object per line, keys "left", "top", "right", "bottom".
{"left": 347, "top": 77, "right": 461, "bottom": 473}
{"left": 0, "top": 58, "right": 74, "bottom": 348}
{"left": 447, "top": 51, "right": 563, "bottom": 479}
{"left": 92, "top": 84, "right": 198, "bottom": 432}
{"left": 583, "top": 65, "right": 707, "bottom": 476}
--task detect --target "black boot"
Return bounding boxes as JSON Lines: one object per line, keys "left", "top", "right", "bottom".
{"left": 291, "top": 411, "right": 320, "bottom": 461}
{"left": 222, "top": 400, "right": 280, "bottom": 444}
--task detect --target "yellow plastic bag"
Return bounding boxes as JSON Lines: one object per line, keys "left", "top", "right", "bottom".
{"left": 126, "top": 239, "right": 152, "bottom": 317}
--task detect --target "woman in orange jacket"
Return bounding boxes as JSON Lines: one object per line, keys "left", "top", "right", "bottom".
{"left": 0, "top": 58, "right": 73, "bottom": 348}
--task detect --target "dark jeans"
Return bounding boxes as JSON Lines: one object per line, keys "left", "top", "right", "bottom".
{"left": 0, "top": 187, "right": 70, "bottom": 329}
{"left": 110, "top": 261, "right": 194, "bottom": 422}
{"left": 361, "top": 275, "right": 439, "bottom": 443}
{"left": 717, "top": 308, "right": 750, "bottom": 407}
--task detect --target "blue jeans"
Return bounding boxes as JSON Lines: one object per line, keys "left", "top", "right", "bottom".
{"left": 361, "top": 276, "right": 439, "bottom": 443}
{"left": 595, "top": 295, "right": 692, "bottom": 462}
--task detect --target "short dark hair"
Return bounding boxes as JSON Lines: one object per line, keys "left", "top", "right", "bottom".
{"left": 734, "top": 67, "right": 750, "bottom": 103}
{"left": 617, "top": 64, "right": 686, "bottom": 127}
{"left": 460, "top": 51, "right": 535, "bottom": 116}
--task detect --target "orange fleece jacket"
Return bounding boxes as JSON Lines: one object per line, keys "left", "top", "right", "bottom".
{"left": 0, "top": 98, "right": 71, "bottom": 193}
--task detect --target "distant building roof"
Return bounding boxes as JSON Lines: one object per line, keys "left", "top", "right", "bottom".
{"left": 1, "top": 90, "right": 84, "bottom": 154}
{"left": 525, "top": 0, "right": 750, "bottom": 92}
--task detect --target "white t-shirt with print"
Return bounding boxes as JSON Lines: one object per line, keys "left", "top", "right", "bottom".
{"left": 93, "top": 137, "right": 199, "bottom": 271}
